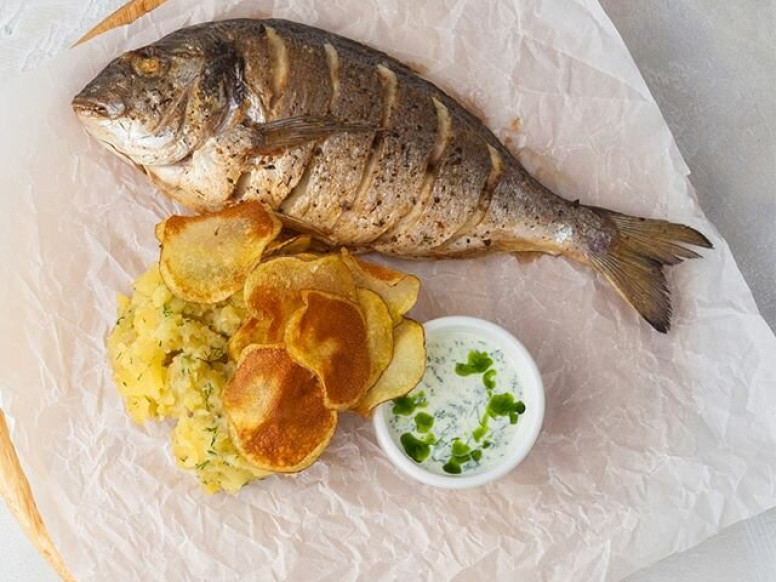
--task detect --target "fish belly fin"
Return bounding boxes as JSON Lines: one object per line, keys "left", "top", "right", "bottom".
{"left": 585, "top": 207, "right": 712, "bottom": 333}
{"left": 247, "top": 116, "right": 378, "bottom": 154}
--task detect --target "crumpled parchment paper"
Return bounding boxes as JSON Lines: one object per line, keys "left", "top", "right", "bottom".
{"left": 1, "top": 0, "right": 775, "bottom": 580}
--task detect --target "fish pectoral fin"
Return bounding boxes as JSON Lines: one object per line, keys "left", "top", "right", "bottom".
{"left": 246, "top": 117, "right": 378, "bottom": 154}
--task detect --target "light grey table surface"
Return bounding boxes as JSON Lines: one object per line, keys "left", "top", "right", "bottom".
{"left": 1, "top": 1, "right": 774, "bottom": 580}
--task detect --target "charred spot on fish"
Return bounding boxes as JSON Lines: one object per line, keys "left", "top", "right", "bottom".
{"left": 264, "top": 164, "right": 275, "bottom": 170}
{"left": 484, "top": 239, "right": 492, "bottom": 247}
{"left": 433, "top": 197, "right": 441, "bottom": 204}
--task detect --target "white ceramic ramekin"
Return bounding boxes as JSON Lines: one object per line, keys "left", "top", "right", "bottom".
{"left": 373, "top": 316, "right": 545, "bottom": 489}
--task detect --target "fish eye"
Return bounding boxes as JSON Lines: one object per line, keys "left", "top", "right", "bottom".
{"left": 132, "top": 56, "right": 164, "bottom": 77}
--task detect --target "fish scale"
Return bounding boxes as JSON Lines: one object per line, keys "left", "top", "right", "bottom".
{"left": 73, "top": 18, "right": 713, "bottom": 333}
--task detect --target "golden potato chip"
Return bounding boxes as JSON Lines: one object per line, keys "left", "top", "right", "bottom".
{"left": 154, "top": 220, "right": 166, "bottom": 243}
{"left": 352, "top": 257, "right": 405, "bottom": 284}
{"left": 227, "top": 317, "right": 273, "bottom": 361}
{"left": 159, "top": 202, "right": 281, "bottom": 303}
{"left": 285, "top": 291, "right": 371, "bottom": 410}
{"left": 356, "top": 288, "right": 394, "bottom": 389}
{"left": 244, "top": 255, "right": 356, "bottom": 342}
{"left": 290, "top": 252, "right": 326, "bottom": 261}
{"left": 341, "top": 250, "right": 420, "bottom": 324}
{"left": 224, "top": 344, "right": 337, "bottom": 473}
{"left": 264, "top": 233, "right": 313, "bottom": 257}
{"left": 352, "top": 318, "right": 426, "bottom": 415}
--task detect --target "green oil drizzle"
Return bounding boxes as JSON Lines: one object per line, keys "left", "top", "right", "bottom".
{"left": 392, "top": 391, "right": 427, "bottom": 416}
{"left": 441, "top": 438, "right": 482, "bottom": 471}
{"left": 487, "top": 393, "right": 525, "bottom": 425}
{"left": 414, "top": 412, "right": 434, "bottom": 433}
{"left": 483, "top": 369, "right": 497, "bottom": 390}
{"left": 455, "top": 351, "right": 494, "bottom": 376}
{"left": 443, "top": 459, "right": 462, "bottom": 474}
{"left": 473, "top": 420, "right": 489, "bottom": 442}
{"left": 400, "top": 433, "right": 431, "bottom": 463}
{"left": 451, "top": 438, "right": 471, "bottom": 456}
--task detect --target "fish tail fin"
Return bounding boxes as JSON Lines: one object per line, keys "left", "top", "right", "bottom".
{"left": 584, "top": 207, "right": 712, "bottom": 333}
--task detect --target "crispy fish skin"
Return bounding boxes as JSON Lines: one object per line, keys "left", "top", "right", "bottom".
{"left": 72, "top": 18, "right": 712, "bottom": 332}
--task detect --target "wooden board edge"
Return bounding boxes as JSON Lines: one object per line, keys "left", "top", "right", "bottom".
{"left": 76, "top": 0, "right": 169, "bottom": 45}
{"left": 0, "top": 411, "right": 76, "bottom": 582}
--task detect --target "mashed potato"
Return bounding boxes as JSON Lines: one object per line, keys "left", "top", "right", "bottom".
{"left": 107, "top": 265, "right": 270, "bottom": 493}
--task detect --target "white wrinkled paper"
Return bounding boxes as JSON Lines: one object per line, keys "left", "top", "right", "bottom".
{"left": 1, "top": 0, "right": 775, "bottom": 579}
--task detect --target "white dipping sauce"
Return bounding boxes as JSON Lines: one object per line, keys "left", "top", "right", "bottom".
{"left": 386, "top": 330, "right": 526, "bottom": 476}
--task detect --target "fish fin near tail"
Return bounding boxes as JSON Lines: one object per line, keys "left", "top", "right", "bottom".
{"left": 585, "top": 207, "right": 712, "bottom": 333}
{"left": 248, "top": 116, "right": 378, "bottom": 154}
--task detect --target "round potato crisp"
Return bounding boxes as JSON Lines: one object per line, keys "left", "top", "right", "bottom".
{"left": 285, "top": 291, "right": 371, "bottom": 410}
{"left": 340, "top": 250, "right": 420, "bottom": 324}
{"left": 224, "top": 344, "right": 337, "bottom": 473}
{"left": 244, "top": 255, "right": 356, "bottom": 342}
{"left": 159, "top": 202, "right": 281, "bottom": 303}
{"left": 352, "top": 318, "right": 427, "bottom": 415}
{"left": 356, "top": 288, "right": 394, "bottom": 389}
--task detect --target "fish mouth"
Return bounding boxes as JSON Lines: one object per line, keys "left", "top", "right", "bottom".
{"left": 72, "top": 94, "right": 126, "bottom": 119}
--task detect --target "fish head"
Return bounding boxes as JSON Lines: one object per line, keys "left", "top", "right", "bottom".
{"left": 72, "top": 41, "right": 236, "bottom": 166}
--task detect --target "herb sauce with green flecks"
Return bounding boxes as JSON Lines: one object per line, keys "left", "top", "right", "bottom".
{"left": 387, "top": 331, "right": 526, "bottom": 476}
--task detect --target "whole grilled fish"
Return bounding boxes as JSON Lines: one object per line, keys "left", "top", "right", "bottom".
{"left": 72, "top": 19, "right": 711, "bottom": 332}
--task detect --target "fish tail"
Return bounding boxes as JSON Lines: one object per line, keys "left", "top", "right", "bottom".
{"left": 584, "top": 207, "right": 712, "bottom": 333}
